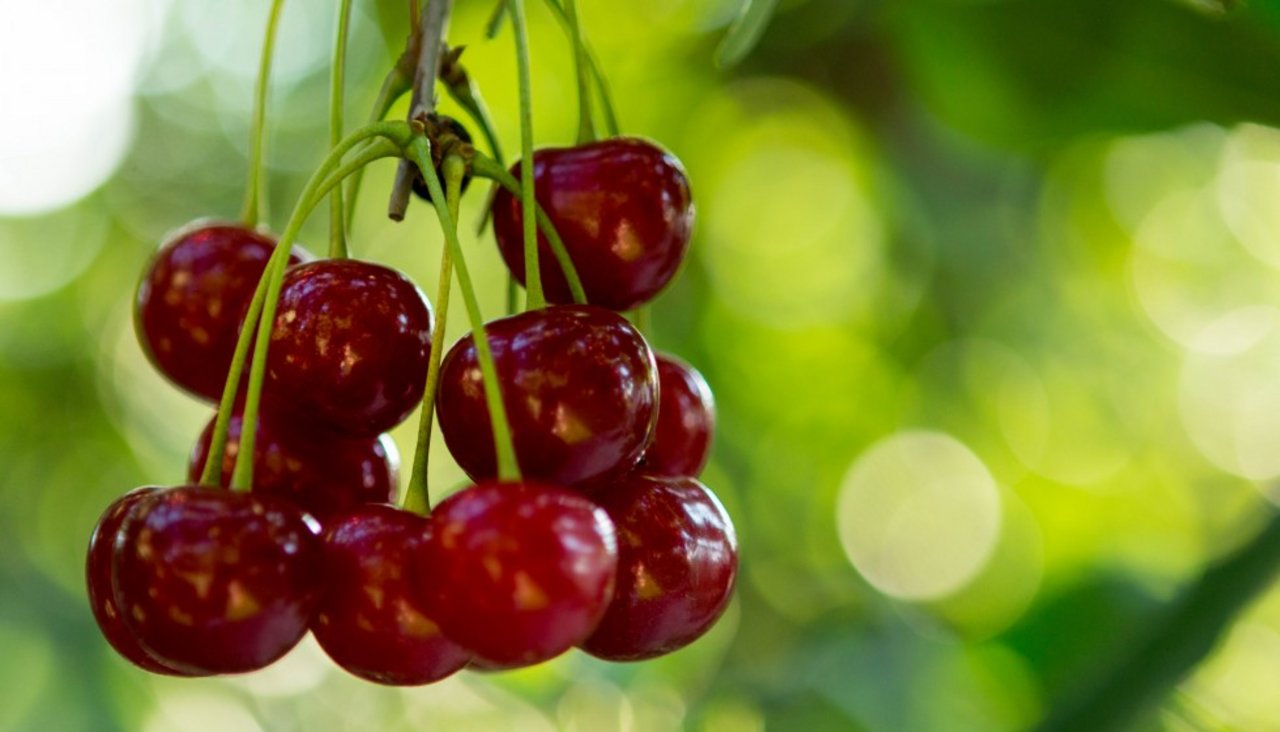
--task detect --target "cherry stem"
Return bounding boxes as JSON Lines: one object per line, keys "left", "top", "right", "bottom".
{"left": 240, "top": 0, "right": 287, "bottom": 226}
{"left": 343, "top": 65, "right": 413, "bottom": 229}
{"left": 631, "top": 305, "right": 652, "bottom": 335}
{"left": 327, "top": 0, "right": 354, "bottom": 259}
{"left": 498, "top": 0, "right": 543, "bottom": 312}
{"left": 472, "top": 153, "right": 587, "bottom": 305}
{"left": 216, "top": 122, "right": 414, "bottom": 492}
{"left": 409, "top": 138, "right": 521, "bottom": 482}
{"left": 388, "top": 0, "right": 453, "bottom": 222}
{"left": 542, "top": 0, "right": 619, "bottom": 137}
{"left": 403, "top": 160, "right": 460, "bottom": 515}
{"left": 564, "top": 0, "right": 595, "bottom": 144}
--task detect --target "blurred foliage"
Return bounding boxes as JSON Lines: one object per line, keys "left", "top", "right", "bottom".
{"left": 7, "top": 0, "right": 1280, "bottom": 730}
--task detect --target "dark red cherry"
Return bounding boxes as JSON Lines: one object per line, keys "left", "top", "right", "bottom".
{"left": 436, "top": 305, "right": 658, "bottom": 489}
{"left": 85, "top": 488, "right": 197, "bottom": 675}
{"left": 135, "top": 221, "right": 310, "bottom": 401}
{"left": 188, "top": 412, "right": 398, "bottom": 523}
{"left": 113, "top": 486, "right": 321, "bottom": 675}
{"left": 492, "top": 138, "right": 694, "bottom": 311}
{"left": 640, "top": 354, "right": 715, "bottom": 478}
{"left": 265, "top": 259, "right": 433, "bottom": 437}
{"left": 312, "top": 505, "right": 469, "bottom": 685}
{"left": 582, "top": 475, "right": 737, "bottom": 661}
{"left": 416, "top": 481, "right": 618, "bottom": 668}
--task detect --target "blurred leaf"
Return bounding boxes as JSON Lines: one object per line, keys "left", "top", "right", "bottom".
{"left": 717, "top": 0, "right": 781, "bottom": 67}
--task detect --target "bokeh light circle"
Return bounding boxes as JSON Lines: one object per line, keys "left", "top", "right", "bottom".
{"left": 837, "top": 431, "right": 1003, "bottom": 601}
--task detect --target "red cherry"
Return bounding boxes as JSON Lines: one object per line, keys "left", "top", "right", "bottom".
{"left": 416, "top": 481, "right": 618, "bottom": 668}
{"left": 492, "top": 138, "right": 694, "bottom": 311}
{"left": 112, "top": 486, "right": 321, "bottom": 675}
{"left": 85, "top": 488, "right": 197, "bottom": 675}
{"left": 581, "top": 475, "right": 737, "bottom": 661}
{"left": 312, "top": 505, "right": 469, "bottom": 685}
{"left": 187, "top": 412, "right": 398, "bottom": 523}
{"left": 265, "top": 259, "right": 433, "bottom": 438}
{"left": 135, "top": 221, "right": 310, "bottom": 401}
{"left": 436, "top": 305, "right": 658, "bottom": 489}
{"left": 641, "top": 354, "right": 715, "bottom": 478}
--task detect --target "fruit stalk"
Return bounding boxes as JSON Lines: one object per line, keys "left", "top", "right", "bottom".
{"left": 388, "top": 0, "right": 454, "bottom": 222}
{"left": 564, "top": 0, "right": 595, "bottom": 144}
{"left": 241, "top": 0, "right": 287, "bottom": 226}
{"left": 1039, "top": 510, "right": 1280, "bottom": 731}
{"left": 504, "top": 0, "right": 544, "bottom": 310}
{"left": 408, "top": 138, "right": 521, "bottom": 481}
{"left": 328, "top": 0, "right": 354, "bottom": 258}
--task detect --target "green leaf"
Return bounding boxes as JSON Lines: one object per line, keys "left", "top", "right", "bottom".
{"left": 716, "top": 0, "right": 781, "bottom": 68}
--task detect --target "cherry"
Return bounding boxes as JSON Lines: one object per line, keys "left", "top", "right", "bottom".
{"left": 416, "top": 481, "right": 617, "bottom": 668}
{"left": 491, "top": 138, "right": 694, "bottom": 311}
{"left": 85, "top": 488, "right": 197, "bottom": 675}
{"left": 188, "top": 412, "right": 398, "bottom": 523}
{"left": 135, "top": 221, "right": 310, "bottom": 402}
{"left": 581, "top": 475, "right": 737, "bottom": 661}
{"left": 436, "top": 305, "right": 658, "bottom": 489}
{"left": 112, "top": 486, "right": 321, "bottom": 675}
{"left": 640, "top": 353, "right": 715, "bottom": 478}
{"left": 265, "top": 259, "right": 433, "bottom": 438}
{"left": 312, "top": 504, "right": 469, "bottom": 685}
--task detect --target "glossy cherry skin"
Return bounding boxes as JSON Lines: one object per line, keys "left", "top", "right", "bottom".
{"left": 188, "top": 412, "right": 398, "bottom": 524}
{"left": 112, "top": 486, "right": 321, "bottom": 675}
{"left": 582, "top": 475, "right": 737, "bottom": 661}
{"left": 85, "top": 488, "right": 196, "bottom": 675}
{"left": 416, "top": 481, "right": 618, "bottom": 668}
{"left": 436, "top": 305, "right": 658, "bottom": 489}
{"left": 641, "top": 354, "right": 715, "bottom": 478}
{"left": 135, "top": 221, "right": 310, "bottom": 402}
{"left": 312, "top": 505, "right": 469, "bottom": 685}
{"left": 265, "top": 259, "right": 433, "bottom": 437}
{"left": 492, "top": 138, "right": 694, "bottom": 311}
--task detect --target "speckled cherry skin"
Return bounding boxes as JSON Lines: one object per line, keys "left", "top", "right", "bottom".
{"left": 112, "top": 486, "right": 321, "bottom": 675}
{"left": 188, "top": 412, "right": 399, "bottom": 524}
{"left": 85, "top": 488, "right": 196, "bottom": 675}
{"left": 135, "top": 221, "right": 310, "bottom": 402}
{"left": 312, "top": 505, "right": 469, "bottom": 685}
{"left": 417, "top": 481, "right": 618, "bottom": 668}
{"left": 436, "top": 305, "right": 659, "bottom": 489}
{"left": 492, "top": 138, "right": 694, "bottom": 311}
{"left": 582, "top": 475, "right": 737, "bottom": 661}
{"left": 641, "top": 354, "right": 715, "bottom": 478}
{"left": 265, "top": 259, "right": 433, "bottom": 438}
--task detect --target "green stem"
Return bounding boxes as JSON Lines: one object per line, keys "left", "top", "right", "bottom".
{"left": 563, "top": 0, "right": 594, "bottom": 144}
{"left": 543, "top": 0, "right": 618, "bottom": 137}
{"left": 632, "top": 305, "right": 652, "bottom": 335}
{"left": 222, "top": 122, "right": 413, "bottom": 491}
{"left": 344, "top": 66, "right": 413, "bottom": 228}
{"left": 485, "top": 1, "right": 507, "bottom": 39}
{"left": 1038, "top": 511, "right": 1280, "bottom": 731}
{"left": 241, "top": 0, "right": 287, "bottom": 226}
{"left": 328, "top": 0, "right": 354, "bottom": 258}
{"left": 507, "top": 275, "right": 520, "bottom": 315}
{"left": 408, "top": 138, "right": 521, "bottom": 481}
{"left": 403, "top": 162, "right": 461, "bottom": 515}
{"left": 473, "top": 154, "right": 587, "bottom": 305}
{"left": 504, "top": 0, "right": 544, "bottom": 310}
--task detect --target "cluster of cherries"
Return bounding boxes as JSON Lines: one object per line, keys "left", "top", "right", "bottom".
{"left": 87, "top": 136, "right": 738, "bottom": 684}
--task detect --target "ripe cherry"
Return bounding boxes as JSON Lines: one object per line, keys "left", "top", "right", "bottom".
{"left": 85, "top": 488, "right": 197, "bottom": 675}
{"left": 112, "top": 486, "right": 321, "bottom": 675}
{"left": 416, "top": 481, "right": 618, "bottom": 668}
{"left": 492, "top": 138, "right": 694, "bottom": 311}
{"left": 135, "top": 221, "right": 310, "bottom": 402}
{"left": 265, "top": 259, "right": 433, "bottom": 438}
{"left": 312, "top": 505, "right": 469, "bottom": 685}
{"left": 582, "top": 475, "right": 737, "bottom": 661}
{"left": 641, "top": 353, "right": 715, "bottom": 478}
{"left": 436, "top": 305, "right": 658, "bottom": 489}
{"left": 188, "top": 412, "right": 398, "bottom": 523}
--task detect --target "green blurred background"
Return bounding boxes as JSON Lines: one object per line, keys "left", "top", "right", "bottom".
{"left": 6, "top": 0, "right": 1280, "bottom": 729}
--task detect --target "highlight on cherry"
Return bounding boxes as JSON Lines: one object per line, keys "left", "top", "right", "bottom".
{"left": 86, "top": 0, "right": 737, "bottom": 684}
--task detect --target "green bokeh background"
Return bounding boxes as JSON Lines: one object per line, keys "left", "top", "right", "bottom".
{"left": 5, "top": 0, "right": 1280, "bottom": 729}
